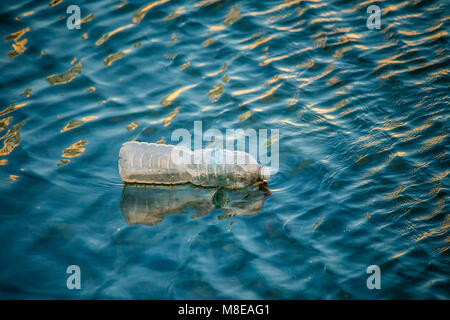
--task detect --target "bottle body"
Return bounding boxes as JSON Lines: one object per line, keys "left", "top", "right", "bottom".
{"left": 118, "top": 141, "right": 268, "bottom": 188}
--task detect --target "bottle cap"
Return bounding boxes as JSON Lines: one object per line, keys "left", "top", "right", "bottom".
{"left": 260, "top": 166, "right": 271, "bottom": 181}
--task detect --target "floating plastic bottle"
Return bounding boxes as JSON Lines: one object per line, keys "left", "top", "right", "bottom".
{"left": 118, "top": 141, "right": 270, "bottom": 188}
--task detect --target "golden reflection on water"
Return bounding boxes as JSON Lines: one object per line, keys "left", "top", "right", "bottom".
{"left": 160, "top": 84, "right": 198, "bottom": 106}
{"left": 232, "top": 87, "right": 259, "bottom": 97}
{"left": 265, "top": 74, "right": 295, "bottom": 86}
{"left": 62, "top": 140, "right": 88, "bottom": 158}
{"left": 206, "top": 63, "right": 227, "bottom": 77}
{"left": 0, "top": 103, "right": 27, "bottom": 118}
{"left": 403, "top": 31, "right": 448, "bottom": 47}
{"left": 179, "top": 60, "right": 190, "bottom": 70}
{"left": 163, "top": 107, "right": 179, "bottom": 127}
{"left": 61, "top": 117, "right": 98, "bottom": 133}
{"left": 208, "top": 84, "right": 224, "bottom": 103}
{"left": 4, "top": 27, "right": 29, "bottom": 58}
{"left": 21, "top": 11, "right": 35, "bottom": 18}
{"left": 362, "top": 152, "right": 408, "bottom": 179}
{"left": 298, "top": 65, "right": 334, "bottom": 89}
{"left": 5, "top": 27, "right": 29, "bottom": 41}
{"left": 48, "top": 0, "right": 63, "bottom": 7}
{"left": 84, "top": 86, "right": 96, "bottom": 93}
{"left": 168, "top": 33, "right": 178, "bottom": 46}
{"left": 248, "top": 0, "right": 305, "bottom": 17}
{"left": 260, "top": 54, "right": 289, "bottom": 66}
{"left": 117, "top": 0, "right": 127, "bottom": 9}
{"left": 239, "top": 83, "right": 282, "bottom": 107}
{"left": 392, "top": 251, "right": 407, "bottom": 259}
{"left": 223, "top": 5, "right": 241, "bottom": 25}
{"left": 374, "top": 52, "right": 412, "bottom": 72}
{"left": 57, "top": 159, "right": 70, "bottom": 167}
{"left": 379, "top": 56, "right": 447, "bottom": 80}
{"left": 202, "top": 37, "right": 216, "bottom": 47}
{"left": 133, "top": 0, "right": 171, "bottom": 24}
{"left": 383, "top": 1, "right": 409, "bottom": 15}
{"left": 79, "top": 13, "right": 94, "bottom": 25}
{"left": 164, "top": 6, "right": 185, "bottom": 21}
{"left": 419, "top": 134, "right": 447, "bottom": 153}
{"left": 310, "top": 17, "right": 342, "bottom": 25}
{"left": 104, "top": 51, "right": 125, "bottom": 66}
{"left": 8, "top": 174, "right": 19, "bottom": 183}
{"left": 238, "top": 110, "right": 253, "bottom": 122}
{"left": 265, "top": 134, "right": 280, "bottom": 147}
{"left": 194, "top": 0, "right": 220, "bottom": 7}
{"left": 0, "top": 117, "right": 12, "bottom": 133}
{"left": 240, "top": 35, "right": 274, "bottom": 50}
{"left": 96, "top": 24, "right": 133, "bottom": 46}
{"left": 126, "top": 122, "right": 139, "bottom": 131}
{"left": 46, "top": 61, "right": 82, "bottom": 85}
{"left": 428, "top": 169, "right": 450, "bottom": 184}
{"left": 0, "top": 121, "right": 25, "bottom": 156}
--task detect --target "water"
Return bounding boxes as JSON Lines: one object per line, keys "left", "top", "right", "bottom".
{"left": 0, "top": 0, "right": 448, "bottom": 299}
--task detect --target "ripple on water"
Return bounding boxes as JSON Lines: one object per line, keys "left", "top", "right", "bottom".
{"left": 0, "top": 0, "right": 448, "bottom": 299}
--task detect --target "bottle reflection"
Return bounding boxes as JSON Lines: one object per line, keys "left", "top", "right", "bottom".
{"left": 120, "top": 183, "right": 270, "bottom": 226}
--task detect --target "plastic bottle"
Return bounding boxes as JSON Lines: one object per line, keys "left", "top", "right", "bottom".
{"left": 118, "top": 141, "right": 270, "bottom": 188}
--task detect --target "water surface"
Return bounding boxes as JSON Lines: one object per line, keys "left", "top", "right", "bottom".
{"left": 0, "top": 0, "right": 449, "bottom": 299}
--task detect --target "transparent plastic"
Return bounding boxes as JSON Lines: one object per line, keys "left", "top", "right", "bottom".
{"left": 118, "top": 141, "right": 269, "bottom": 188}
{"left": 120, "top": 184, "right": 267, "bottom": 225}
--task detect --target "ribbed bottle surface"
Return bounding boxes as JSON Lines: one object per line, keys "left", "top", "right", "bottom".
{"left": 118, "top": 141, "right": 267, "bottom": 188}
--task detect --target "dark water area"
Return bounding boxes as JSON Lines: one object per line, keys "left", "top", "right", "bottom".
{"left": 0, "top": 0, "right": 448, "bottom": 299}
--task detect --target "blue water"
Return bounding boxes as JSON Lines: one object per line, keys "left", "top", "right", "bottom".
{"left": 0, "top": 0, "right": 449, "bottom": 299}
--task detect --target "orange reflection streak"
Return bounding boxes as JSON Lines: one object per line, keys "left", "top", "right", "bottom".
{"left": 96, "top": 24, "right": 133, "bottom": 46}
